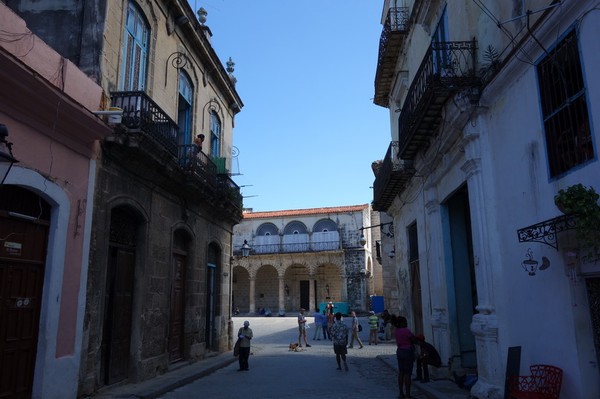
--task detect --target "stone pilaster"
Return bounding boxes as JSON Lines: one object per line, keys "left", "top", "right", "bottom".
{"left": 248, "top": 276, "right": 256, "bottom": 314}
{"left": 278, "top": 275, "right": 285, "bottom": 315}
{"left": 461, "top": 122, "right": 502, "bottom": 398}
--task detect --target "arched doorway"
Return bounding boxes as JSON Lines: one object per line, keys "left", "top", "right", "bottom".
{"left": 0, "top": 186, "right": 51, "bottom": 398}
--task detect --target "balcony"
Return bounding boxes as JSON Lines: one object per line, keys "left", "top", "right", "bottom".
{"left": 374, "top": 6, "right": 410, "bottom": 107}
{"left": 217, "top": 174, "right": 243, "bottom": 213}
{"left": 398, "top": 40, "right": 479, "bottom": 160}
{"left": 178, "top": 144, "right": 217, "bottom": 188}
{"left": 233, "top": 241, "right": 341, "bottom": 256}
{"left": 372, "top": 141, "right": 415, "bottom": 211}
{"left": 108, "top": 91, "right": 242, "bottom": 219}
{"left": 112, "top": 91, "right": 179, "bottom": 156}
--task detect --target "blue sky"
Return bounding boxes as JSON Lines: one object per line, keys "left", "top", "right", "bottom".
{"left": 192, "top": 1, "right": 390, "bottom": 212}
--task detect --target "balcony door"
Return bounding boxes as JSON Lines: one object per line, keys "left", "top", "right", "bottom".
{"left": 432, "top": 6, "right": 449, "bottom": 74}
{"left": 178, "top": 71, "right": 193, "bottom": 147}
{"left": 120, "top": 1, "right": 149, "bottom": 91}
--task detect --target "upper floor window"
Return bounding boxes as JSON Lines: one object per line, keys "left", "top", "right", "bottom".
{"left": 178, "top": 71, "right": 194, "bottom": 146}
{"left": 120, "top": 1, "right": 149, "bottom": 91}
{"left": 283, "top": 221, "right": 308, "bottom": 235}
{"left": 432, "top": 7, "right": 449, "bottom": 74}
{"left": 313, "top": 219, "right": 337, "bottom": 232}
{"left": 256, "top": 223, "right": 279, "bottom": 236}
{"left": 538, "top": 29, "right": 594, "bottom": 177}
{"left": 210, "top": 111, "right": 221, "bottom": 158}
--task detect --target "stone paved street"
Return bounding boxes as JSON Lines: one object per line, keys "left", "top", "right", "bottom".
{"left": 157, "top": 316, "right": 433, "bottom": 399}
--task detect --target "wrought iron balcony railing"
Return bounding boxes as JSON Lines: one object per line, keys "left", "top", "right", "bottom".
{"left": 112, "top": 91, "right": 179, "bottom": 156}
{"left": 233, "top": 241, "right": 341, "bottom": 256}
{"left": 374, "top": 6, "right": 410, "bottom": 107}
{"left": 397, "top": 39, "right": 479, "bottom": 160}
{"left": 372, "top": 141, "right": 415, "bottom": 211}
{"left": 178, "top": 144, "right": 217, "bottom": 187}
{"left": 217, "top": 174, "right": 243, "bottom": 210}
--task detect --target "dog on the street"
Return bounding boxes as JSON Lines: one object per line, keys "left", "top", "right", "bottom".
{"left": 289, "top": 343, "right": 303, "bottom": 352}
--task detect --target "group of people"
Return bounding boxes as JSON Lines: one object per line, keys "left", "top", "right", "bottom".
{"left": 235, "top": 309, "right": 442, "bottom": 399}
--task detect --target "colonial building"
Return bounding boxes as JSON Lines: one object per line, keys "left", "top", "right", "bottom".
{"left": 232, "top": 205, "right": 382, "bottom": 316}
{"left": 372, "top": 1, "right": 599, "bottom": 398}
{"left": 0, "top": 4, "right": 112, "bottom": 398}
{"left": 4, "top": 1, "right": 244, "bottom": 397}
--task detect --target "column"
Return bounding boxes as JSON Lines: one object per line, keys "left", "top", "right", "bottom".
{"left": 248, "top": 276, "right": 256, "bottom": 314}
{"left": 309, "top": 277, "right": 315, "bottom": 312}
{"left": 278, "top": 275, "right": 285, "bottom": 316}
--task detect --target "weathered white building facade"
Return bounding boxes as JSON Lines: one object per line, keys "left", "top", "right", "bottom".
{"left": 372, "top": 1, "right": 600, "bottom": 398}
{"left": 232, "top": 205, "right": 383, "bottom": 316}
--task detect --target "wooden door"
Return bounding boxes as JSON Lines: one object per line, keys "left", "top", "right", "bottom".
{"left": 103, "top": 246, "right": 134, "bottom": 385}
{"left": 169, "top": 254, "right": 186, "bottom": 362}
{"left": 0, "top": 214, "right": 48, "bottom": 399}
{"left": 300, "top": 280, "right": 309, "bottom": 311}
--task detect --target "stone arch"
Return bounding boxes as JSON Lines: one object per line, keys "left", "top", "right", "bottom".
{"left": 255, "top": 264, "right": 278, "bottom": 313}
{"left": 313, "top": 218, "right": 338, "bottom": 232}
{"left": 256, "top": 222, "right": 279, "bottom": 236}
{"left": 283, "top": 220, "right": 308, "bottom": 235}
{"left": 283, "top": 221, "right": 309, "bottom": 252}
{"left": 283, "top": 263, "right": 311, "bottom": 311}
{"left": 313, "top": 262, "right": 341, "bottom": 303}
{"left": 255, "top": 222, "right": 280, "bottom": 253}
{"left": 311, "top": 219, "right": 340, "bottom": 251}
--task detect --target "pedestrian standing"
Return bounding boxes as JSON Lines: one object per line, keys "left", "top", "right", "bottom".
{"left": 321, "top": 309, "right": 330, "bottom": 340}
{"left": 237, "top": 320, "right": 253, "bottom": 371}
{"left": 297, "top": 308, "right": 311, "bottom": 348}
{"left": 394, "top": 316, "right": 416, "bottom": 398}
{"left": 312, "top": 309, "right": 323, "bottom": 340}
{"left": 348, "top": 311, "right": 364, "bottom": 349}
{"left": 368, "top": 311, "right": 379, "bottom": 345}
{"left": 330, "top": 312, "right": 349, "bottom": 371}
{"left": 326, "top": 310, "right": 334, "bottom": 340}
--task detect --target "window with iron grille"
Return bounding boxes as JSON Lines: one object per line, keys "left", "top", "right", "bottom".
{"left": 537, "top": 29, "right": 594, "bottom": 177}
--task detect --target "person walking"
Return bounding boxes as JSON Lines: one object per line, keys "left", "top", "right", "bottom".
{"left": 326, "top": 310, "right": 335, "bottom": 340}
{"left": 368, "top": 311, "right": 379, "bottom": 345}
{"left": 312, "top": 309, "right": 323, "bottom": 340}
{"left": 237, "top": 320, "right": 253, "bottom": 371}
{"left": 330, "top": 312, "right": 349, "bottom": 371}
{"left": 395, "top": 316, "right": 416, "bottom": 398}
{"left": 348, "top": 311, "right": 364, "bottom": 349}
{"left": 297, "top": 308, "right": 311, "bottom": 348}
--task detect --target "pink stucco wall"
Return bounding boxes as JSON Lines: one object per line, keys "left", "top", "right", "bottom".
{"left": 1, "top": 2, "right": 109, "bottom": 358}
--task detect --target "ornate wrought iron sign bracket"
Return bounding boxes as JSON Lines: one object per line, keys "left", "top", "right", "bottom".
{"left": 516, "top": 214, "right": 577, "bottom": 250}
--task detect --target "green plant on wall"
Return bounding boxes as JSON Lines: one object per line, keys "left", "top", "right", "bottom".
{"left": 554, "top": 183, "right": 600, "bottom": 256}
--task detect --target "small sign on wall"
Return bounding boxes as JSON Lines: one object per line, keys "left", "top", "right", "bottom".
{"left": 4, "top": 241, "right": 22, "bottom": 256}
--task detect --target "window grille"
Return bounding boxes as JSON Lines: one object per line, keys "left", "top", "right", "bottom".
{"left": 538, "top": 30, "right": 594, "bottom": 177}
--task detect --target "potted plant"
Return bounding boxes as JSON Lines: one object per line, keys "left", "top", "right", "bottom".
{"left": 554, "top": 183, "right": 600, "bottom": 256}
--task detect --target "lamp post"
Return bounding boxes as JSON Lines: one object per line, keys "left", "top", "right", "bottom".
{"left": 241, "top": 240, "right": 251, "bottom": 258}
{"left": 0, "top": 124, "right": 18, "bottom": 185}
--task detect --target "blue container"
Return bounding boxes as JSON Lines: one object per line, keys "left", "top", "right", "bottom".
{"left": 370, "top": 296, "right": 385, "bottom": 313}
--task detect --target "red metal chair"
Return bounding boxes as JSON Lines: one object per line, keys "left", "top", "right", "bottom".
{"left": 508, "top": 364, "right": 563, "bottom": 399}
